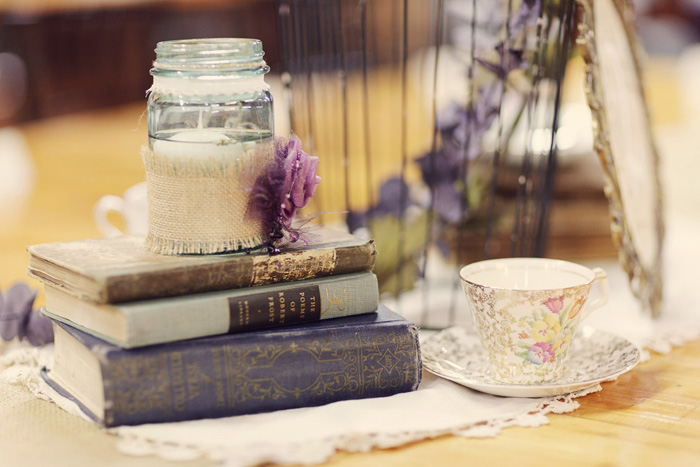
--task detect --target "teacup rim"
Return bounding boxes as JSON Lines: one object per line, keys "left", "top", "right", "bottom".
{"left": 459, "top": 257, "right": 596, "bottom": 291}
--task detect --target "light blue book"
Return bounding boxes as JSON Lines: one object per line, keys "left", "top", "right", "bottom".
{"left": 42, "top": 272, "right": 378, "bottom": 348}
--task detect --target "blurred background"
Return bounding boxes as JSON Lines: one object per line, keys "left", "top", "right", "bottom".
{"left": 1, "top": 0, "right": 697, "bottom": 124}
{"left": 0, "top": 0, "right": 282, "bottom": 124}
{"left": 0, "top": 0, "right": 698, "bottom": 324}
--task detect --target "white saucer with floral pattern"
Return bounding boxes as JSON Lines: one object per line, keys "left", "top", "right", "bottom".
{"left": 422, "top": 325, "right": 640, "bottom": 398}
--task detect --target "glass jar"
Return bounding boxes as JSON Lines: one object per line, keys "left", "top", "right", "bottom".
{"left": 144, "top": 38, "right": 275, "bottom": 255}
{"left": 148, "top": 38, "right": 273, "bottom": 152}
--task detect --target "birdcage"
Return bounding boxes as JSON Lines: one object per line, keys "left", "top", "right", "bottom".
{"left": 277, "top": 0, "right": 576, "bottom": 328}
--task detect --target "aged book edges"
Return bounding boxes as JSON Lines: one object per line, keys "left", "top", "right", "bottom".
{"left": 42, "top": 272, "right": 379, "bottom": 348}
{"left": 27, "top": 226, "right": 376, "bottom": 304}
{"left": 43, "top": 305, "right": 422, "bottom": 427}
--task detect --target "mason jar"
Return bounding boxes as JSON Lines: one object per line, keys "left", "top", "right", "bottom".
{"left": 144, "top": 38, "right": 275, "bottom": 255}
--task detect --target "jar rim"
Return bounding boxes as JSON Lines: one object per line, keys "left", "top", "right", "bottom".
{"left": 151, "top": 38, "right": 269, "bottom": 77}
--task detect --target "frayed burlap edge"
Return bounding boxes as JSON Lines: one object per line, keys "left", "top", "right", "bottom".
{"left": 141, "top": 143, "right": 273, "bottom": 255}
{"left": 145, "top": 233, "right": 265, "bottom": 255}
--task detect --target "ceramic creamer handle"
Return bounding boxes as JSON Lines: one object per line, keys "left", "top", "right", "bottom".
{"left": 582, "top": 267, "right": 608, "bottom": 320}
{"left": 94, "top": 195, "right": 126, "bottom": 238}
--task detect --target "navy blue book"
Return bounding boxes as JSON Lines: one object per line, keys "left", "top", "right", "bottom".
{"left": 42, "top": 305, "right": 421, "bottom": 427}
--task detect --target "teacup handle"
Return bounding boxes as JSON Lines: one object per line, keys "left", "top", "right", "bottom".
{"left": 94, "top": 195, "right": 126, "bottom": 237}
{"left": 582, "top": 267, "right": 608, "bottom": 319}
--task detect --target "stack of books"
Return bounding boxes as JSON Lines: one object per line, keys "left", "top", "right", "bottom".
{"left": 27, "top": 227, "right": 422, "bottom": 427}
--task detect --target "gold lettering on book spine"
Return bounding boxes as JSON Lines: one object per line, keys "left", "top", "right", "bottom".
{"left": 251, "top": 249, "right": 337, "bottom": 285}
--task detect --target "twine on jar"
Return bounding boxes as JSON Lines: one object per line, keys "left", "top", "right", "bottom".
{"left": 142, "top": 141, "right": 274, "bottom": 255}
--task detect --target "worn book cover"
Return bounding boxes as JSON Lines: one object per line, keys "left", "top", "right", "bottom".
{"left": 43, "top": 305, "right": 422, "bottom": 427}
{"left": 27, "top": 226, "right": 375, "bottom": 304}
{"left": 42, "top": 271, "right": 379, "bottom": 348}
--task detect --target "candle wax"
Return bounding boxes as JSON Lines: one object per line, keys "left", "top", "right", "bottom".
{"left": 152, "top": 130, "right": 245, "bottom": 162}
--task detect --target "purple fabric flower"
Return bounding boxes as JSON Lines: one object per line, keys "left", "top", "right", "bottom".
{"left": 528, "top": 341, "right": 554, "bottom": 365}
{"left": 247, "top": 135, "right": 321, "bottom": 253}
{"left": 278, "top": 136, "right": 321, "bottom": 228}
{"left": 0, "top": 283, "right": 53, "bottom": 346}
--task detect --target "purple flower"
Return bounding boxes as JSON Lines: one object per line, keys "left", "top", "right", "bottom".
{"left": 509, "top": 0, "right": 541, "bottom": 37}
{"left": 475, "top": 0, "right": 541, "bottom": 80}
{"left": 347, "top": 177, "right": 414, "bottom": 232}
{"left": 278, "top": 135, "right": 321, "bottom": 228}
{"left": 0, "top": 283, "right": 53, "bottom": 346}
{"left": 475, "top": 45, "right": 527, "bottom": 78}
{"left": 527, "top": 342, "right": 554, "bottom": 365}
{"left": 432, "top": 183, "right": 465, "bottom": 224}
{"left": 543, "top": 295, "right": 565, "bottom": 314}
{"left": 345, "top": 0, "right": 541, "bottom": 236}
{"left": 412, "top": 81, "right": 503, "bottom": 226}
{"left": 247, "top": 135, "right": 320, "bottom": 252}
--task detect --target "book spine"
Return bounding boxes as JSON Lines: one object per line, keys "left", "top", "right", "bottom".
{"left": 123, "top": 272, "right": 379, "bottom": 347}
{"left": 104, "top": 240, "right": 376, "bottom": 303}
{"left": 101, "top": 320, "right": 421, "bottom": 426}
{"left": 227, "top": 272, "right": 378, "bottom": 332}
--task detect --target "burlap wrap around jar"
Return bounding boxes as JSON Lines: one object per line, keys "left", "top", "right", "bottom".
{"left": 145, "top": 38, "right": 274, "bottom": 255}
{"left": 142, "top": 141, "right": 273, "bottom": 255}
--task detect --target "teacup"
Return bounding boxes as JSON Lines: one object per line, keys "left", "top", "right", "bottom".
{"left": 459, "top": 258, "right": 608, "bottom": 384}
{"left": 93, "top": 182, "right": 148, "bottom": 237}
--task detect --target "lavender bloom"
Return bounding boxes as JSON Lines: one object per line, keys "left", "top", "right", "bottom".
{"left": 373, "top": 177, "right": 414, "bottom": 218}
{"left": 347, "top": 177, "right": 414, "bottom": 232}
{"left": 347, "top": 0, "right": 541, "bottom": 233}
{"left": 475, "top": 44, "right": 526, "bottom": 78}
{"left": 412, "top": 0, "right": 540, "bottom": 226}
{"left": 415, "top": 148, "right": 466, "bottom": 224}
{"left": 450, "top": 81, "right": 503, "bottom": 160}
{"left": 447, "top": 0, "right": 509, "bottom": 54}
{"left": 476, "top": 0, "right": 541, "bottom": 78}
{"left": 432, "top": 183, "right": 465, "bottom": 224}
{"left": 0, "top": 283, "right": 53, "bottom": 346}
{"left": 509, "top": 0, "right": 541, "bottom": 37}
{"left": 414, "top": 81, "right": 502, "bottom": 224}
{"left": 247, "top": 135, "right": 321, "bottom": 252}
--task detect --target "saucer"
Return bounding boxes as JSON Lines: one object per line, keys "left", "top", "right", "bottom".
{"left": 422, "top": 325, "right": 640, "bottom": 398}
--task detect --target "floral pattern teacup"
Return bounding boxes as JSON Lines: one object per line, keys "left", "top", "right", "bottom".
{"left": 460, "top": 258, "right": 608, "bottom": 385}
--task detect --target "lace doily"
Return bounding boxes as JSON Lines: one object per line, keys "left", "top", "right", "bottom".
{"left": 0, "top": 346, "right": 601, "bottom": 466}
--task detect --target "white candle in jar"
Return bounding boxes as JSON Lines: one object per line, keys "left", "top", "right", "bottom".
{"left": 152, "top": 129, "right": 244, "bottom": 163}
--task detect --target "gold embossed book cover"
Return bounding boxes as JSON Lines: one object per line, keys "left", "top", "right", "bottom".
{"left": 42, "top": 304, "right": 421, "bottom": 427}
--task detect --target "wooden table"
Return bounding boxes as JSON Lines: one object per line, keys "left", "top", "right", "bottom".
{"left": 2, "top": 97, "right": 700, "bottom": 465}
